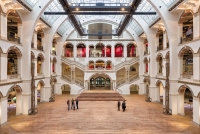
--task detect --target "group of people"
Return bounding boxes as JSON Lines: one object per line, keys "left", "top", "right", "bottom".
{"left": 67, "top": 98, "right": 78, "bottom": 110}
{"left": 117, "top": 100, "right": 126, "bottom": 112}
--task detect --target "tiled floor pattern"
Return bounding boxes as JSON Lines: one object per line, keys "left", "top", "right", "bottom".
{"left": 0, "top": 94, "right": 200, "bottom": 134}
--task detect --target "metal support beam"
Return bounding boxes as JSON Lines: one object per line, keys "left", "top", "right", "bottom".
{"left": 44, "top": 12, "right": 156, "bottom": 15}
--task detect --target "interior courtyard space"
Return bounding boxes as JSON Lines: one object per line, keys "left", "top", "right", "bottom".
{"left": 0, "top": 94, "right": 199, "bottom": 134}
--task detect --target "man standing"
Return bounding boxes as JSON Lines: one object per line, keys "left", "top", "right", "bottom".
{"left": 67, "top": 99, "right": 70, "bottom": 110}
{"left": 117, "top": 100, "right": 121, "bottom": 111}
{"left": 71, "top": 98, "right": 74, "bottom": 109}
{"left": 76, "top": 98, "right": 79, "bottom": 109}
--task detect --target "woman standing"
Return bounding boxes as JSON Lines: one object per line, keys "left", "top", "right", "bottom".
{"left": 122, "top": 100, "right": 126, "bottom": 112}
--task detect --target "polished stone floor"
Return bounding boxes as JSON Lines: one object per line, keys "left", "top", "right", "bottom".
{"left": 0, "top": 94, "right": 200, "bottom": 134}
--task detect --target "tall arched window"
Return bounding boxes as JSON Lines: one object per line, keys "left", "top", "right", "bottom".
{"left": 96, "top": 43, "right": 105, "bottom": 57}
{"left": 7, "top": 11, "right": 22, "bottom": 44}
{"left": 89, "top": 45, "right": 94, "bottom": 57}
{"left": 65, "top": 43, "right": 73, "bottom": 57}
{"left": 115, "top": 44, "right": 123, "bottom": 57}
{"left": 179, "top": 11, "right": 193, "bottom": 43}
{"left": 106, "top": 45, "right": 111, "bottom": 57}
{"left": 127, "top": 43, "right": 136, "bottom": 57}
{"left": 37, "top": 29, "right": 44, "bottom": 51}
{"left": 77, "top": 44, "right": 86, "bottom": 57}
{"left": 183, "top": 50, "right": 193, "bottom": 75}
{"left": 156, "top": 29, "right": 164, "bottom": 51}
{"left": 7, "top": 50, "right": 18, "bottom": 75}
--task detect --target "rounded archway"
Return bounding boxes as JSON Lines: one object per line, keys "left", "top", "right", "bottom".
{"left": 106, "top": 45, "right": 111, "bottom": 57}
{"left": 89, "top": 73, "right": 112, "bottom": 90}
{"left": 7, "top": 10, "right": 22, "bottom": 44}
{"left": 156, "top": 54, "right": 163, "bottom": 74}
{"left": 156, "top": 80, "right": 164, "bottom": 104}
{"left": 178, "top": 85, "right": 194, "bottom": 117}
{"left": 127, "top": 43, "right": 136, "bottom": 57}
{"left": 36, "top": 80, "right": 45, "bottom": 104}
{"left": 64, "top": 43, "right": 73, "bottom": 57}
{"left": 61, "top": 84, "right": 71, "bottom": 94}
{"left": 37, "top": 54, "right": 44, "bottom": 75}
{"left": 77, "top": 43, "right": 86, "bottom": 57}
{"left": 130, "top": 84, "right": 139, "bottom": 94}
{"left": 96, "top": 43, "right": 105, "bottom": 57}
{"left": 36, "top": 28, "right": 44, "bottom": 51}
{"left": 115, "top": 43, "right": 123, "bottom": 57}
{"left": 95, "top": 60, "right": 105, "bottom": 70}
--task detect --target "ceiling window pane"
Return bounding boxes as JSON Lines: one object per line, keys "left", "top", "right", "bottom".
{"left": 42, "top": 0, "right": 65, "bottom": 25}
{"left": 129, "top": 19, "right": 143, "bottom": 35}
{"left": 57, "top": 19, "right": 72, "bottom": 35}
{"left": 161, "top": 0, "right": 176, "bottom": 7}
{"left": 24, "top": 0, "right": 39, "bottom": 7}
{"left": 136, "top": 0, "right": 159, "bottom": 25}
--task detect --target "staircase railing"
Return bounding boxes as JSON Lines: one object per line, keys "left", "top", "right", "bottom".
{"left": 78, "top": 87, "right": 85, "bottom": 94}
{"left": 116, "top": 74, "right": 140, "bottom": 88}
{"left": 61, "top": 74, "right": 71, "bottom": 83}
{"left": 129, "top": 74, "right": 140, "bottom": 82}
{"left": 115, "top": 56, "right": 139, "bottom": 70}
{"left": 116, "top": 88, "right": 122, "bottom": 94}
{"left": 61, "top": 56, "right": 85, "bottom": 70}
{"left": 75, "top": 79, "right": 84, "bottom": 87}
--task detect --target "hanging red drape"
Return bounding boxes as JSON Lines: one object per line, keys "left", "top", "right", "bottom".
{"left": 65, "top": 48, "right": 70, "bottom": 57}
{"left": 106, "top": 47, "right": 111, "bottom": 57}
{"left": 131, "top": 46, "right": 135, "bottom": 57}
{"left": 82, "top": 47, "right": 86, "bottom": 57}
{"left": 115, "top": 46, "right": 123, "bottom": 57}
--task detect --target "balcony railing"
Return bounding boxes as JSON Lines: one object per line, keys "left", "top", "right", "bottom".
{"left": 37, "top": 45, "right": 43, "bottom": 51}
{"left": 7, "top": 36, "right": 20, "bottom": 44}
{"left": 62, "top": 74, "right": 71, "bottom": 82}
{"left": 8, "top": 74, "right": 20, "bottom": 80}
{"left": 52, "top": 50, "right": 56, "bottom": 55}
{"left": 157, "top": 45, "right": 163, "bottom": 51}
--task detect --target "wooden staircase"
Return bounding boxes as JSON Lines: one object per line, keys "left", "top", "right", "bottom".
{"left": 77, "top": 90, "right": 124, "bottom": 101}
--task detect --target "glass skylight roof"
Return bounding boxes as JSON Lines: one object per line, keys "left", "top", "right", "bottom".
{"left": 161, "top": 0, "right": 177, "bottom": 7}
{"left": 24, "top": 0, "right": 39, "bottom": 7}
{"left": 57, "top": 19, "right": 72, "bottom": 35}
{"left": 136, "top": 0, "right": 159, "bottom": 25}
{"left": 42, "top": 0, "right": 65, "bottom": 25}
{"left": 129, "top": 19, "right": 143, "bottom": 35}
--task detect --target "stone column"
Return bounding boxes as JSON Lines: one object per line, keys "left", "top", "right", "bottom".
{"left": 162, "top": 59, "right": 167, "bottom": 77}
{"left": 0, "top": 54, "right": 7, "bottom": 81}
{"left": 193, "top": 14, "right": 200, "bottom": 40}
{"left": 178, "top": 24, "right": 183, "bottom": 43}
{"left": 0, "top": 97, "right": 7, "bottom": 125}
{"left": 34, "top": 31, "right": 37, "bottom": 49}
{"left": 74, "top": 46, "right": 77, "bottom": 58}
{"left": 86, "top": 45, "right": 89, "bottom": 58}
{"left": 22, "top": 93, "right": 31, "bottom": 115}
{"left": 193, "top": 97, "right": 200, "bottom": 125}
{"left": 17, "top": 57, "right": 22, "bottom": 77}
{"left": 163, "top": 87, "right": 165, "bottom": 106}
{"left": 16, "top": 93, "right": 22, "bottom": 115}
{"left": 104, "top": 46, "right": 106, "bottom": 57}
{"left": 18, "top": 25, "right": 22, "bottom": 43}
{"left": 178, "top": 93, "right": 185, "bottom": 115}
{"left": 193, "top": 53, "right": 200, "bottom": 82}
{"left": 0, "top": 13, "right": 7, "bottom": 40}
{"left": 139, "top": 83, "right": 145, "bottom": 95}
{"left": 163, "top": 31, "right": 167, "bottom": 49}
{"left": 178, "top": 57, "right": 183, "bottom": 79}
{"left": 40, "top": 87, "right": 45, "bottom": 102}
{"left": 35, "top": 89, "right": 37, "bottom": 106}
{"left": 33, "top": 59, "right": 37, "bottom": 77}
{"left": 169, "top": 94, "right": 178, "bottom": 115}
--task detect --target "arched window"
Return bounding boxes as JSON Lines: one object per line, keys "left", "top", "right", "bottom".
{"left": 156, "top": 29, "right": 164, "bottom": 51}
{"left": 183, "top": 50, "right": 193, "bottom": 75}
{"left": 115, "top": 44, "right": 123, "bottom": 57}
{"left": 96, "top": 43, "right": 105, "bottom": 57}
{"left": 90, "top": 78, "right": 94, "bottom": 85}
{"left": 127, "top": 43, "right": 136, "bottom": 57}
{"left": 37, "top": 29, "right": 44, "bottom": 51}
{"left": 89, "top": 45, "right": 94, "bottom": 57}
{"left": 95, "top": 77, "right": 105, "bottom": 86}
{"left": 65, "top": 43, "right": 73, "bottom": 57}
{"left": 179, "top": 11, "right": 193, "bottom": 43}
{"left": 77, "top": 44, "right": 86, "bottom": 57}
{"left": 96, "top": 60, "right": 105, "bottom": 69}
{"left": 106, "top": 61, "right": 112, "bottom": 70}
{"left": 7, "top": 50, "right": 18, "bottom": 75}
{"left": 106, "top": 46, "right": 111, "bottom": 57}
{"left": 89, "top": 61, "right": 94, "bottom": 69}
{"left": 7, "top": 11, "right": 22, "bottom": 44}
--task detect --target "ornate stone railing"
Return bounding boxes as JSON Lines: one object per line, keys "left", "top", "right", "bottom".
{"left": 116, "top": 74, "right": 140, "bottom": 87}
{"left": 61, "top": 74, "right": 71, "bottom": 83}
{"left": 8, "top": 74, "right": 20, "bottom": 80}
{"left": 129, "top": 75, "right": 140, "bottom": 82}
{"left": 115, "top": 56, "right": 139, "bottom": 71}
{"left": 75, "top": 79, "right": 84, "bottom": 87}
{"left": 61, "top": 56, "right": 85, "bottom": 70}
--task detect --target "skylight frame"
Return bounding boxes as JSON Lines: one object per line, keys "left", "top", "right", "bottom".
{"left": 129, "top": 19, "right": 143, "bottom": 35}
{"left": 57, "top": 19, "right": 72, "bottom": 35}
{"left": 161, "top": 0, "right": 177, "bottom": 8}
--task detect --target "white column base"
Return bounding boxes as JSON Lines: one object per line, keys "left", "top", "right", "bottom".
{"left": 193, "top": 97, "right": 200, "bottom": 125}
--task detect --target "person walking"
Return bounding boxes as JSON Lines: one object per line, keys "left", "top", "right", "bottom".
{"left": 122, "top": 100, "right": 126, "bottom": 112}
{"left": 76, "top": 98, "right": 79, "bottom": 109}
{"left": 117, "top": 100, "right": 121, "bottom": 111}
{"left": 73, "top": 99, "right": 76, "bottom": 110}
{"left": 67, "top": 99, "right": 70, "bottom": 110}
{"left": 71, "top": 98, "right": 74, "bottom": 109}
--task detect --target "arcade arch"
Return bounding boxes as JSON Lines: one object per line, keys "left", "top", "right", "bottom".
{"left": 36, "top": 80, "right": 45, "bottom": 104}
{"left": 61, "top": 84, "right": 71, "bottom": 94}
{"left": 130, "top": 84, "right": 139, "bottom": 94}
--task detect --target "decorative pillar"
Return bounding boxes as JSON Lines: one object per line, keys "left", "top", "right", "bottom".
{"left": 0, "top": 13, "right": 7, "bottom": 40}
{"left": 74, "top": 46, "right": 77, "bottom": 58}
{"left": 22, "top": 94, "right": 31, "bottom": 114}
{"left": 17, "top": 57, "right": 22, "bottom": 76}
{"left": 193, "top": 53, "right": 200, "bottom": 81}
{"left": 105, "top": 46, "right": 106, "bottom": 57}
{"left": 193, "top": 97, "right": 200, "bottom": 125}
{"left": 34, "top": 59, "right": 37, "bottom": 77}
{"left": 86, "top": 45, "right": 89, "bottom": 58}
{"left": 0, "top": 97, "right": 7, "bottom": 125}
{"left": 0, "top": 54, "right": 7, "bottom": 81}
{"left": 35, "top": 89, "right": 37, "bottom": 106}
{"left": 178, "top": 57, "right": 183, "bottom": 79}
{"left": 163, "top": 31, "right": 167, "bottom": 49}
{"left": 40, "top": 87, "right": 45, "bottom": 102}
{"left": 162, "top": 59, "right": 167, "bottom": 77}
{"left": 178, "top": 24, "right": 183, "bottom": 43}
{"left": 18, "top": 25, "right": 22, "bottom": 43}
{"left": 193, "top": 14, "right": 200, "bottom": 40}
{"left": 34, "top": 31, "right": 37, "bottom": 49}
{"left": 178, "top": 93, "right": 185, "bottom": 115}
{"left": 169, "top": 94, "right": 178, "bottom": 115}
